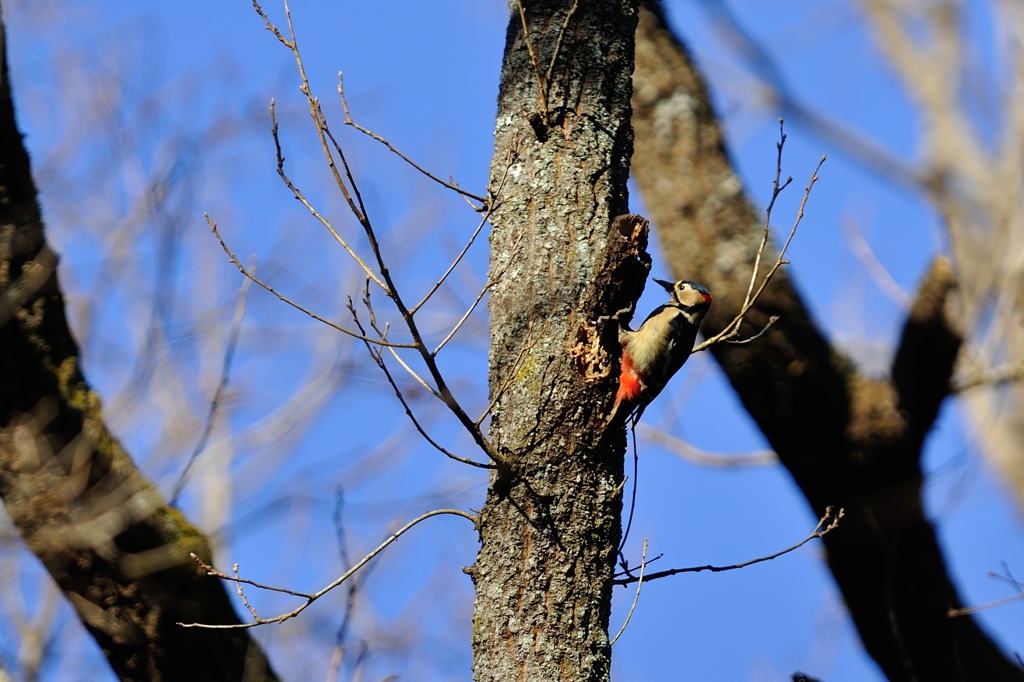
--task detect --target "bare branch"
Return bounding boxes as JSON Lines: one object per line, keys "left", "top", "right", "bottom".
{"left": 432, "top": 280, "right": 492, "bottom": 357}
{"left": 232, "top": 563, "right": 261, "bottom": 622}
{"left": 268, "top": 100, "right": 387, "bottom": 291}
{"left": 433, "top": 227, "right": 526, "bottom": 356}
{"left": 410, "top": 154, "right": 515, "bottom": 315}
{"left": 638, "top": 426, "right": 777, "bottom": 467}
{"left": 948, "top": 591, "right": 1024, "bottom": 618}
{"left": 251, "top": 0, "right": 295, "bottom": 49}
{"left": 361, "top": 286, "right": 440, "bottom": 400}
{"left": 516, "top": 0, "right": 549, "bottom": 125}
{"left": 189, "top": 555, "right": 314, "bottom": 601}
{"left": 843, "top": 215, "right": 912, "bottom": 310}
{"left": 326, "top": 492, "right": 377, "bottom": 682}
{"left": 338, "top": 72, "right": 488, "bottom": 207}
{"left": 544, "top": 0, "right": 580, "bottom": 96}
{"left": 207, "top": 216, "right": 414, "bottom": 348}
{"left": 252, "top": 0, "right": 505, "bottom": 467}
{"left": 614, "top": 507, "right": 842, "bottom": 585}
{"left": 412, "top": 213, "right": 489, "bottom": 316}
{"left": 609, "top": 539, "right": 646, "bottom": 646}
{"left": 724, "top": 315, "right": 780, "bottom": 345}
{"left": 386, "top": 346, "right": 440, "bottom": 398}
{"left": 693, "top": 122, "right": 825, "bottom": 353}
{"left": 348, "top": 299, "right": 493, "bottom": 470}
{"left": 179, "top": 508, "right": 478, "bottom": 629}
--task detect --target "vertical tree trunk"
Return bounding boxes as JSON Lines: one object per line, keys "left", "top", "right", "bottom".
{"left": 469, "top": 1, "right": 641, "bottom": 680}
{"left": 0, "top": 26, "right": 280, "bottom": 682}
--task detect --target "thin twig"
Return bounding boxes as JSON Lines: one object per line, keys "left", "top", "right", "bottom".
{"left": 207, "top": 216, "right": 413, "bottom": 348}
{"left": 263, "top": 0, "right": 376, "bottom": 240}
{"left": 170, "top": 270, "right": 252, "bottom": 504}
{"left": 179, "top": 508, "right": 478, "bottom": 629}
{"left": 614, "top": 507, "right": 843, "bottom": 585}
{"left": 412, "top": 213, "right": 489, "bottom": 316}
{"left": 516, "top": 0, "right": 548, "bottom": 124}
{"left": 253, "top": 0, "right": 504, "bottom": 467}
{"left": 190, "top": 555, "right": 314, "bottom": 600}
{"left": 411, "top": 157, "right": 514, "bottom": 315}
{"left": 610, "top": 539, "right": 646, "bottom": 646}
{"left": 386, "top": 346, "right": 440, "bottom": 398}
{"left": 693, "top": 122, "right": 825, "bottom": 353}
{"left": 233, "top": 563, "right": 260, "bottom": 621}
{"left": 252, "top": 0, "right": 294, "bottom": 48}
{"left": 843, "top": 215, "right": 912, "bottom": 310}
{"left": 326, "top": 491, "right": 376, "bottom": 682}
{"left": 638, "top": 426, "right": 777, "bottom": 467}
{"left": 745, "top": 119, "right": 793, "bottom": 309}
{"left": 724, "top": 315, "right": 780, "bottom": 345}
{"left": 269, "top": 100, "right": 387, "bottom": 291}
{"left": 948, "top": 591, "right": 1024, "bottom": 618}
{"left": 361, "top": 286, "right": 440, "bottom": 399}
{"left": 434, "top": 228, "right": 526, "bottom": 356}
{"left": 431, "top": 287, "right": 488, "bottom": 356}
{"left": 348, "top": 299, "right": 493, "bottom": 469}
{"left": 338, "top": 72, "right": 488, "bottom": 207}
{"left": 544, "top": 0, "right": 580, "bottom": 92}
{"left": 313, "top": 99, "right": 370, "bottom": 225}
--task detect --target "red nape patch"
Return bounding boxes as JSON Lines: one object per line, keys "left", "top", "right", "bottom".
{"left": 615, "top": 352, "right": 643, "bottom": 405}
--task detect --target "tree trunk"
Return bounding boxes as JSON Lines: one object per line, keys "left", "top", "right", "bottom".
{"left": 0, "top": 26, "right": 280, "bottom": 682}
{"left": 630, "top": 3, "right": 1024, "bottom": 679}
{"left": 468, "top": 1, "right": 643, "bottom": 680}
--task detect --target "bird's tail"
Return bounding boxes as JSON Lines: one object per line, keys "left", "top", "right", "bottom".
{"left": 615, "top": 353, "right": 643, "bottom": 405}
{"left": 607, "top": 356, "right": 643, "bottom": 429}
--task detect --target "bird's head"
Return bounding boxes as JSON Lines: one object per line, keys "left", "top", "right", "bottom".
{"left": 655, "top": 278, "right": 713, "bottom": 310}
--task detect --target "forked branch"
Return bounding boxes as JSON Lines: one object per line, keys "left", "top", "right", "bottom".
{"left": 609, "top": 539, "right": 647, "bottom": 646}
{"left": 207, "top": 216, "right": 413, "bottom": 348}
{"left": 515, "top": 0, "right": 580, "bottom": 127}
{"left": 693, "top": 120, "right": 825, "bottom": 353}
{"left": 236, "top": 0, "right": 517, "bottom": 468}
{"left": 348, "top": 293, "right": 493, "bottom": 469}
{"left": 614, "top": 507, "right": 843, "bottom": 585}
{"left": 178, "top": 508, "right": 477, "bottom": 629}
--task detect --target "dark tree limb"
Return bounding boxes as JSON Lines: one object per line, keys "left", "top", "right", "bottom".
{"left": 630, "top": 2, "right": 1023, "bottom": 679}
{"left": 0, "top": 25, "right": 279, "bottom": 682}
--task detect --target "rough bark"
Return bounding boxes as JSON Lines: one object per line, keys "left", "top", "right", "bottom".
{"left": 630, "top": 2, "right": 1024, "bottom": 680}
{"left": 468, "top": 1, "right": 642, "bottom": 680}
{"left": 0, "top": 26, "right": 280, "bottom": 682}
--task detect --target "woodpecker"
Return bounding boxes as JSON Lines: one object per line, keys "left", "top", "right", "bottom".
{"left": 609, "top": 278, "right": 712, "bottom": 426}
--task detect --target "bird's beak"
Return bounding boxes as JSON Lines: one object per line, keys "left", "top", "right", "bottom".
{"left": 654, "top": 278, "right": 675, "bottom": 293}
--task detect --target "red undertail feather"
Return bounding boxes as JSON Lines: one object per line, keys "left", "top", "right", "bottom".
{"left": 615, "top": 350, "right": 643, "bottom": 407}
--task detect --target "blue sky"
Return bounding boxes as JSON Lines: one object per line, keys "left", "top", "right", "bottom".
{"left": 4, "top": 1, "right": 1024, "bottom": 680}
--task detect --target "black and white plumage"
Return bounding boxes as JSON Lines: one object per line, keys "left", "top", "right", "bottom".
{"left": 609, "top": 278, "right": 712, "bottom": 426}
